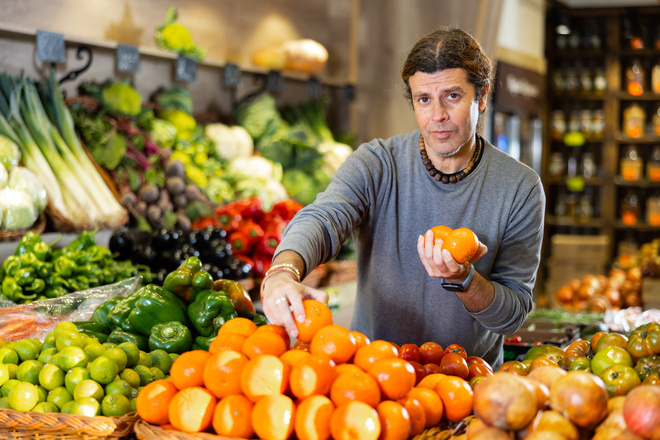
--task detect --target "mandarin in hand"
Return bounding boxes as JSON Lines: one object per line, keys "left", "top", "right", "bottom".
{"left": 441, "top": 227, "right": 480, "bottom": 263}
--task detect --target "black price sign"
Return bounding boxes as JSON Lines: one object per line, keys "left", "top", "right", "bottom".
{"left": 116, "top": 44, "right": 141, "bottom": 73}
{"left": 176, "top": 55, "right": 197, "bottom": 82}
{"left": 267, "top": 70, "right": 284, "bottom": 93}
{"left": 223, "top": 63, "right": 242, "bottom": 88}
{"left": 307, "top": 77, "right": 322, "bottom": 99}
{"left": 36, "top": 30, "right": 66, "bottom": 64}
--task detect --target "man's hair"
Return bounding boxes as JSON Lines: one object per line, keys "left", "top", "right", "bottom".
{"left": 401, "top": 27, "right": 493, "bottom": 107}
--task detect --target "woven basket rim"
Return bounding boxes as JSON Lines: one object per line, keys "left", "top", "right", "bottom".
{"left": 134, "top": 419, "right": 245, "bottom": 440}
{"left": 0, "top": 212, "right": 46, "bottom": 242}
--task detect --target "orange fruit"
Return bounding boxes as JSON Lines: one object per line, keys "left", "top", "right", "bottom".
{"left": 441, "top": 227, "right": 480, "bottom": 264}
{"left": 396, "top": 394, "right": 426, "bottom": 436}
{"left": 168, "top": 387, "right": 216, "bottom": 433}
{"left": 212, "top": 394, "right": 255, "bottom": 438}
{"left": 295, "top": 394, "right": 335, "bottom": 440}
{"left": 354, "top": 340, "right": 399, "bottom": 372}
{"left": 251, "top": 393, "right": 295, "bottom": 440}
{"left": 290, "top": 354, "right": 337, "bottom": 399}
{"left": 295, "top": 299, "right": 334, "bottom": 343}
{"left": 217, "top": 317, "right": 258, "bottom": 338}
{"left": 350, "top": 331, "right": 371, "bottom": 350}
{"left": 330, "top": 401, "right": 381, "bottom": 440}
{"left": 135, "top": 379, "right": 178, "bottom": 425}
{"left": 203, "top": 349, "right": 249, "bottom": 399}
{"left": 242, "top": 329, "right": 289, "bottom": 360}
{"left": 336, "top": 363, "right": 365, "bottom": 376}
{"left": 416, "top": 373, "right": 447, "bottom": 389}
{"left": 376, "top": 400, "right": 411, "bottom": 440}
{"left": 433, "top": 375, "right": 473, "bottom": 422}
{"left": 367, "top": 358, "right": 417, "bottom": 400}
{"left": 280, "top": 348, "right": 312, "bottom": 368}
{"left": 407, "top": 387, "right": 444, "bottom": 428}
{"left": 430, "top": 225, "right": 453, "bottom": 241}
{"left": 169, "top": 350, "right": 211, "bottom": 390}
{"left": 255, "top": 324, "right": 292, "bottom": 349}
{"left": 330, "top": 370, "right": 381, "bottom": 408}
{"left": 208, "top": 332, "right": 247, "bottom": 354}
{"left": 310, "top": 325, "right": 357, "bottom": 364}
{"left": 241, "top": 354, "right": 290, "bottom": 402}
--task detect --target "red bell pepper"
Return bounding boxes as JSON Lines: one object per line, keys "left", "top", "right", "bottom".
{"left": 232, "top": 196, "right": 264, "bottom": 223}
{"left": 270, "top": 199, "right": 303, "bottom": 221}
{"left": 238, "top": 221, "right": 265, "bottom": 246}
{"left": 256, "top": 229, "right": 282, "bottom": 256}
{"left": 252, "top": 253, "right": 273, "bottom": 278}
{"left": 214, "top": 206, "right": 242, "bottom": 231}
{"left": 191, "top": 216, "right": 220, "bottom": 230}
{"left": 228, "top": 231, "right": 252, "bottom": 255}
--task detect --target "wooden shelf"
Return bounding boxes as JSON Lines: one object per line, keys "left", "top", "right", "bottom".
{"left": 545, "top": 216, "right": 605, "bottom": 228}
{"left": 613, "top": 176, "right": 660, "bottom": 187}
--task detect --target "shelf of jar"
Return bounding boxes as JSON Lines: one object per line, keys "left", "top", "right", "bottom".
{"left": 549, "top": 93, "right": 607, "bottom": 102}
{"left": 545, "top": 176, "right": 603, "bottom": 186}
{"left": 547, "top": 50, "right": 607, "bottom": 59}
{"left": 614, "top": 221, "right": 660, "bottom": 231}
{"left": 613, "top": 176, "right": 660, "bottom": 187}
{"left": 617, "top": 91, "right": 660, "bottom": 101}
{"left": 545, "top": 216, "right": 604, "bottom": 228}
{"left": 620, "top": 48, "right": 660, "bottom": 57}
{"left": 615, "top": 133, "right": 660, "bottom": 143}
{"left": 550, "top": 135, "right": 605, "bottom": 144}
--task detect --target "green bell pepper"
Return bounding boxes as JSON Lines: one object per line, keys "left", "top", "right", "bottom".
{"left": 213, "top": 279, "right": 256, "bottom": 319}
{"left": 149, "top": 321, "right": 193, "bottom": 354}
{"left": 193, "top": 334, "right": 216, "bottom": 351}
{"left": 73, "top": 321, "right": 110, "bottom": 343}
{"left": 187, "top": 290, "right": 238, "bottom": 337}
{"left": 53, "top": 255, "right": 76, "bottom": 278}
{"left": 252, "top": 313, "right": 269, "bottom": 327}
{"left": 107, "top": 284, "right": 189, "bottom": 336}
{"left": 14, "top": 232, "right": 50, "bottom": 261}
{"left": 107, "top": 329, "right": 149, "bottom": 351}
{"left": 163, "top": 257, "right": 214, "bottom": 303}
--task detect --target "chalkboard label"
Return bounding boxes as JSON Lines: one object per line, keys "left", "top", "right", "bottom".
{"left": 223, "top": 63, "right": 242, "bottom": 88}
{"left": 36, "top": 30, "right": 66, "bottom": 64}
{"left": 117, "top": 44, "right": 141, "bottom": 73}
{"left": 267, "top": 70, "right": 283, "bottom": 93}
{"left": 307, "top": 77, "right": 322, "bottom": 99}
{"left": 176, "top": 55, "right": 197, "bottom": 82}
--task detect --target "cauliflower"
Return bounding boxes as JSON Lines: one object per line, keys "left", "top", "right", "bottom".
{"left": 155, "top": 7, "right": 206, "bottom": 62}
{"left": 205, "top": 123, "right": 254, "bottom": 161}
{"left": 101, "top": 81, "right": 142, "bottom": 117}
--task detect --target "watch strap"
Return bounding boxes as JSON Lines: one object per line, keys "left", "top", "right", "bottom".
{"left": 440, "top": 263, "right": 475, "bottom": 292}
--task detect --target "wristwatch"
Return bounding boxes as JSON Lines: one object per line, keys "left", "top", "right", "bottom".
{"left": 440, "top": 263, "right": 475, "bottom": 292}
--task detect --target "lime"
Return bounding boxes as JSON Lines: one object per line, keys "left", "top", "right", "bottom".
{"left": 73, "top": 379, "right": 104, "bottom": 402}
{"left": 32, "top": 401, "right": 59, "bottom": 413}
{"left": 129, "top": 397, "right": 137, "bottom": 412}
{"left": 105, "top": 379, "right": 132, "bottom": 399}
{"left": 49, "top": 353, "right": 61, "bottom": 369}
{"left": 8, "top": 381, "right": 39, "bottom": 411}
{"left": 101, "top": 393, "right": 131, "bottom": 417}
{"left": 47, "top": 386, "right": 73, "bottom": 410}
{"left": 72, "top": 396, "right": 100, "bottom": 417}
{"left": 37, "top": 347, "right": 59, "bottom": 365}
{"left": 149, "top": 349, "right": 173, "bottom": 374}
{"left": 151, "top": 367, "right": 165, "bottom": 381}
{"left": 55, "top": 331, "right": 85, "bottom": 352}
{"left": 14, "top": 339, "right": 42, "bottom": 362}
{"left": 0, "top": 397, "right": 10, "bottom": 408}
{"left": 58, "top": 346, "right": 88, "bottom": 372}
{"left": 83, "top": 342, "right": 106, "bottom": 362}
{"left": 117, "top": 342, "right": 140, "bottom": 368}
{"left": 6, "top": 363, "right": 17, "bottom": 380}
{"left": 37, "top": 385, "right": 47, "bottom": 402}
{"left": 53, "top": 321, "right": 78, "bottom": 339}
{"left": 169, "top": 352, "right": 179, "bottom": 364}
{"left": 0, "top": 342, "right": 15, "bottom": 350}
{"left": 119, "top": 369, "right": 141, "bottom": 389}
{"left": 102, "top": 342, "right": 117, "bottom": 350}
{"left": 103, "top": 348, "right": 128, "bottom": 372}
{"left": 133, "top": 364, "right": 155, "bottom": 386}
{"left": 0, "top": 363, "right": 9, "bottom": 387}
{"left": 137, "top": 351, "right": 152, "bottom": 367}
{"left": 41, "top": 333, "right": 57, "bottom": 351}
{"left": 38, "top": 364, "right": 65, "bottom": 391}
{"left": 130, "top": 387, "right": 138, "bottom": 399}
{"left": 89, "top": 356, "right": 118, "bottom": 385}
{"left": 0, "top": 379, "right": 20, "bottom": 397}
{"left": 60, "top": 400, "right": 76, "bottom": 414}
{"left": 16, "top": 360, "right": 44, "bottom": 385}
{"left": 65, "top": 367, "right": 90, "bottom": 395}
{"left": 0, "top": 347, "right": 19, "bottom": 365}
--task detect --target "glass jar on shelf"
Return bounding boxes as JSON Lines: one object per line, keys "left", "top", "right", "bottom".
{"left": 653, "top": 105, "right": 660, "bottom": 136}
{"left": 593, "top": 67, "right": 607, "bottom": 93}
{"left": 591, "top": 109, "right": 605, "bottom": 136}
{"left": 565, "top": 193, "right": 578, "bottom": 219}
{"left": 621, "top": 189, "right": 640, "bottom": 225}
{"left": 555, "top": 192, "right": 568, "bottom": 219}
{"left": 580, "top": 109, "right": 593, "bottom": 134}
{"left": 568, "top": 110, "right": 581, "bottom": 133}
{"left": 579, "top": 64, "right": 593, "bottom": 92}
{"left": 652, "top": 59, "right": 660, "bottom": 94}
{"left": 578, "top": 194, "right": 594, "bottom": 223}
{"left": 647, "top": 145, "right": 660, "bottom": 182}
{"left": 625, "top": 59, "right": 645, "bottom": 96}
{"left": 548, "top": 152, "right": 565, "bottom": 177}
{"left": 551, "top": 110, "right": 567, "bottom": 139}
{"left": 564, "top": 66, "right": 580, "bottom": 94}
{"left": 623, "top": 103, "right": 646, "bottom": 138}
{"left": 647, "top": 193, "right": 660, "bottom": 226}
{"left": 582, "top": 153, "right": 597, "bottom": 178}
{"left": 620, "top": 145, "right": 643, "bottom": 181}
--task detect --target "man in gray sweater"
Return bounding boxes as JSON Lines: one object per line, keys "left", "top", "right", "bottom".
{"left": 259, "top": 27, "right": 545, "bottom": 370}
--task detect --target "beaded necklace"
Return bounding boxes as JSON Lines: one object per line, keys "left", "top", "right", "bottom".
{"left": 419, "top": 134, "right": 483, "bottom": 183}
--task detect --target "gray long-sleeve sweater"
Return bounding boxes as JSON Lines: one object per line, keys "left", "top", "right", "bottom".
{"left": 275, "top": 130, "right": 546, "bottom": 368}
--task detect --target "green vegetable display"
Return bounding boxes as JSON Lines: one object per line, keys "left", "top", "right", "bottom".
{"left": 187, "top": 289, "right": 237, "bottom": 337}
{"left": 100, "top": 81, "right": 142, "bottom": 117}
{"left": 149, "top": 321, "right": 193, "bottom": 354}
{"left": 162, "top": 257, "right": 214, "bottom": 303}
{"left": 107, "top": 329, "right": 149, "bottom": 351}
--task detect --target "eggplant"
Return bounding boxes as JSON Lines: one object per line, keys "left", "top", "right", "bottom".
{"left": 109, "top": 227, "right": 135, "bottom": 260}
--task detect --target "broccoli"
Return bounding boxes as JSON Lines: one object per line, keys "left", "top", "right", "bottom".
{"left": 100, "top": 81, "right": 142, "bottom": 117}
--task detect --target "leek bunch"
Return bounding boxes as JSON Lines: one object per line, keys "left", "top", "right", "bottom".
{"left": 0, "top": 72, "right": 127, "bottom": 228}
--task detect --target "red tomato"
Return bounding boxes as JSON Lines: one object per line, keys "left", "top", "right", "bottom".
{"left": 419, "top": 342, "right": 445, "bottom": 365}
{"left": 398, "top": 344, "right": 421, "bottom": 363}
{"left": 444, "top": 344, "right": 468, "bottom": 360}
{"left": 439, "top": 352, "right": 470, "bottom": 379}
{"left": 408, "top": 360, "right": 428, "bottom": 385}
{"left": 423, "top": 363, "right": 443, "bottom": 375}
{"left": 466, "top": 356, "right": 493, "bottom": 380}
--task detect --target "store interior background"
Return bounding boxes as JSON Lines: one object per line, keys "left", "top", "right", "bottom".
{"left": 1, "top": 0, "right": 659, "bottom": 315}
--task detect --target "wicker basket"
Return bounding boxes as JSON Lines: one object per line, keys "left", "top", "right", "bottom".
{"left": 134, "top": 419, "right": 238, "bottom": 440}
{"left": 0, "top": 408, "right": 139, "bottom": 440}
{"left": 0, "top": 212, "right": 46, "bottom": 242}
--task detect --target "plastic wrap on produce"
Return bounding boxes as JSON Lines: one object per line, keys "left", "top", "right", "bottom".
{"left": 0, "top": 276, "right": 140, "bottom": 342}
{"left": 604, "top": 306, "right": 660, "bottom": 333}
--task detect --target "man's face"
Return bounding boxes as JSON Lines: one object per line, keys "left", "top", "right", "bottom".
{"left": 409, "top": 68, "right": 488, "bottom": 159}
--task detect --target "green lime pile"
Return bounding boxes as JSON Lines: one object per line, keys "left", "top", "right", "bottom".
{"left": 0, "top": 321, "right": 177, "bottom": 416}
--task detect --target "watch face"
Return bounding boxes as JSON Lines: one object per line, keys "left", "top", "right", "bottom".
{"left": 441, "top": 283, "right": 464, "bottom": 292}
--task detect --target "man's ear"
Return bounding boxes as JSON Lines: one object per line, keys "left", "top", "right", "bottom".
{"left": 478, "top": 83, "right": 490, "bottom": 112}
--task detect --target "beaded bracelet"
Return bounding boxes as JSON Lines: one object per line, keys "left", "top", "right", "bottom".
{"left": 260, "top": 263, "right": 302, "bottom": 298}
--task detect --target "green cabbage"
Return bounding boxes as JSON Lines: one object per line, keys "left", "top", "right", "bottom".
{"left": 154, "top": 86, "right": 194, "bottom": 114}
{"left": 8, "top": 167, "right": 47, "bottom": 213}
{"left": 0, "top": 188, "right": 37, "bottom": 230}
{"left": 0, "top": 134, "right": 21, "bottom": 171}
{"left": 101, "top": 81, "right": 142, "bottom": 117}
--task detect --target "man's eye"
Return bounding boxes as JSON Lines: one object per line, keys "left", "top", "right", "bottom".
{"left": 419, "top": 97, "right": 430, "bottom": 104}
{"left": 447, "top": 93, "right": 459, "bottom": 100}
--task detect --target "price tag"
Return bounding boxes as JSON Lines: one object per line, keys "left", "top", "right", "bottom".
{"left": 267, "top": 70, "right": 283, "bottom": 93}
{"left": 116, "top": 44, "right": 141, "bottom": 73}
{"left": 176, "top": 55, "right": 197, "bottom": 82}
{"left": 223, "top": 63, "right": 242, "bottom": 88}
{"left": 307, "top": 77, "right": 322, "bottom": 99}
{"left": 36, "top": 30, "right": 66, "bottom": 64}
